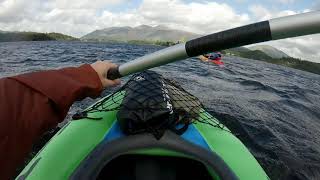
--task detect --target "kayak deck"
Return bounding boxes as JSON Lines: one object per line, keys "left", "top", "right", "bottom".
{"left": 18, "top": 73, "right": 268, "bottom": 180}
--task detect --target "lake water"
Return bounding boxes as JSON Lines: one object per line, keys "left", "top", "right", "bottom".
{"left": 1, "top": 41, "right": 320, "bottom": 180}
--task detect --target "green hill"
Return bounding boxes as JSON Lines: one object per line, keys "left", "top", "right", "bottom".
{"left": 46, "top": 33, "right": 78, "bottom": 41}
{"left": 223, "top": 48, "right": 272, "bottom": 60}
{"left": 0, "top": 31, "right": 78, "bottom": 42}
{"left": 222, "top": 48, "right": 320, "bottom": 75}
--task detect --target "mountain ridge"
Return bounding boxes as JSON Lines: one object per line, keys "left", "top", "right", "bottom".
{"left": 81, "top": 25, "right": 199, "bottom": 43}
{"left": 248, "top": 45, "right": 289, "bottom": 59}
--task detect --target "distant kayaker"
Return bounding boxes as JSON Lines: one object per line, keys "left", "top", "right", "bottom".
{"left": 199, "top": 52, "right": 224, "bottom": 66}
{"left": 0, "top": 61, "right": 120, "bottom": 180}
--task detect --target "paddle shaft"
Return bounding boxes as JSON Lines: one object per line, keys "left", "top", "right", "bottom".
{"left": 107, "top": 11, "right": 320, "bottom": 80}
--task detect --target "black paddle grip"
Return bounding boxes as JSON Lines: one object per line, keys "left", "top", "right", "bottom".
{"left": 106, "top": 66, "right": 122, "bottom": 80}
{"left": 185, "top": 21, "right": 272, "bottom": 57}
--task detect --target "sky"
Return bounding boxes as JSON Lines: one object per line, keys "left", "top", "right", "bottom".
{"left": 0, "top": 0, "right": 319, "bottom": 63}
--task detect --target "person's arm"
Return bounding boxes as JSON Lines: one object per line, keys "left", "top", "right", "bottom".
{"left": 0, "top": 61, "right": 120, "bottom": 179}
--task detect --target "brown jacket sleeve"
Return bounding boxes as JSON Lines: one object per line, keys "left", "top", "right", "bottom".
{"left": 0, "top": 64, "right": 103, "bottom": 179}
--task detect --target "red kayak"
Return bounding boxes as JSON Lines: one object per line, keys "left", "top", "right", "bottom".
{"left": 211, "top": 59, "right": 224, "bottom": 66}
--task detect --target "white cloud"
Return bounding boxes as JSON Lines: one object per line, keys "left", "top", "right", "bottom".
{"left": 277, "top": 0, "right": 297, "bottom": 4}
{"left": 95, "top": 0, "right": 250, "bottom": 35}
{"left": 249, "top": 4, "right": 297, "bottom": 21}
{"left": 313, "top": 1, "right": 320, "bottom": 10}
{"left": 54, "top": 0, "right": 126, "bottom": 9}
{"left": 0, "top": 0, "right": 37, "bottom": 22}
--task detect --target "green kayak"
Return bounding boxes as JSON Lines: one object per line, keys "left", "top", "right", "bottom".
{"left": 17, "top": 71, "right": 269, "bottom": 180}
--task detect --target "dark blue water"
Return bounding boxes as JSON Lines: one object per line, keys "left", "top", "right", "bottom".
{"left": 1, "top": 41, "right": 320, "bottom": 180}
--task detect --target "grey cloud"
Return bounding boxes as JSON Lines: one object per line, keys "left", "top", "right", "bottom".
{"left": 55, "top": 0, "right": 126, "bottom": 9}
{"left": 0, "top": 0, "right": 53, "bottom": 23}
{"left": 0, "top": 0, "right": 29, "bottom": 23}
{"left": 313, "top": 1, "right": 320, "bottom": 10}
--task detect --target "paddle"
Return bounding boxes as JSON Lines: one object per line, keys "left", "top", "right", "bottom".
{"left": 107, "top": 11, "right": 320, "bottom": 80}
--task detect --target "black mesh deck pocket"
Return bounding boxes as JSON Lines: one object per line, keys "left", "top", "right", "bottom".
{"left": 116, "top": 71, "right": 188, "bottom": 139}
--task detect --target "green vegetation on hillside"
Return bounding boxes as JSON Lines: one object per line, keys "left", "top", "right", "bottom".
{"left": 85, "top": 39, "right": 178, "bottom": 46}
{"left": 222, "top": 48, "right": 320, "bottom": 75}
{"left": 0, "top": 31, "right": 78, "bottom": 42}
{"left": 154, "top": 40, "right": 178, "bottom": 46}
{"left": 81, "top": 39, "right": 178, "bottom": 46}
{"left": 223, "top": 49, "right": 271, "bottom": 60}
{"left": 47, "top": 33, "right": 78, "bottom": 41}
{"left": 127, "top": 40, "right": 178, "bottom": 46}
{"left": 127, "top": 40, "right": 156, "bottom": 45}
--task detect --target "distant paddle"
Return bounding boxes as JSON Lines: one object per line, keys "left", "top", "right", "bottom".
{"left": 107, "top": 11, "right": 320, "bottom": 80}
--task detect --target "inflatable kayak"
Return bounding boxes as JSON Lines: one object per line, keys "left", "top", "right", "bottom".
{"left": 17, "top": 71, "right": 268, "bottom": 180}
